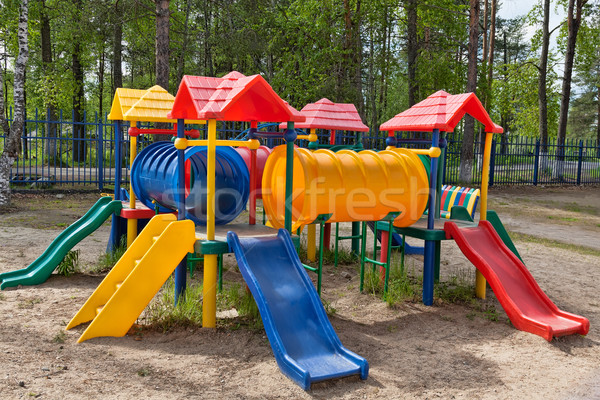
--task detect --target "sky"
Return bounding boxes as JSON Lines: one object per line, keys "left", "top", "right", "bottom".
{"left": 498, "top": 0, "right": 566, "bottom": 43}
{"left": 498, "top": 0, "right": 568, "bottom": 78}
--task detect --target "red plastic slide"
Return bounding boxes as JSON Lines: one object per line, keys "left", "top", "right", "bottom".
{"left": 445, "top": 221, "right": 589, "bottom": 341}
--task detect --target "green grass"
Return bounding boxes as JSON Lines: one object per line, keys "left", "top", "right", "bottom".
{"left": 362, "top": 258, "right": 420, "bottom": 306}
{"left": 144, "top": 278, "right": 204, "bottom": 332}
{"left": 92, "top": 237, "right": 127, "bottom": 273}
{"left": 434, "top": 267, "right": 476, "bottom": 305}
{"left": 217, "top": 283, "right": 262, "bottom": 329}
{"left": 509, "top": 231, "right": 600, "bottom": 257}
{"left": 56, "top": 249, "right": 80, "bottom": 276}
{"left": 53, "top": 330, "right": 67, "bottom": 344}
{"left": 18, "top": 297, "right": 43, "bottom": 309}
{"left": 136, "top": 366, "right": 152, "bottom": 377}
{"left": 547, "top": 215, "right": 579, "bottom": 222}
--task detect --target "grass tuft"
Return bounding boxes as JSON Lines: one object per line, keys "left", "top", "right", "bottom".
{"left": 56, "top": 249, "right": 80, "bottom": 276}
{"left": 143, "top": 278, "right": 203, "bottom": 332}
{"left": 92, "top": 237, "right": 127, "bottom": 273}
{"left": 53, "top": 330, "right": 66, "bottom": 344}
{"left": 218, "top": 283, "right": 262, "bottom": 329}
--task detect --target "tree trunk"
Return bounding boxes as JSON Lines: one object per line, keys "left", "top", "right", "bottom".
{"left": 154, "top": 0, "right": 171, "bottom": 142}
{"left": 72, "top": 31, "right": 86, "bottom": 163}
{"left": 203, "top": 0, "right": 214, "bottom": 76}
{"left": 539, "top": 0, "right": 550, "bottom": 152}
{"left": 557, "top": 0, "right": 586, "bottom": 160}
{"left": 459, "top": 0, "right": 479, "bottom": 184}
{"left": 112, "top": 0, "right": 123, "bottom": 92}
{"left": 353, "top": 0, "right": 364, "bottom": 119}
{"left": 41, "top": 0, "right": 59, "bottom": 166}
{"left": 176, "top": 0, "right": 192, "bottom": 87}
{"left": 0, "top": 0, "right": 29, "bottom": 206}
{"left": 597, "top": 85, "right": 600, "bottom": 154}
{"left": 98, "top": 48, "right": 105, "bottom": 118}
{"left": 486, "top": 0, "right": 496, "bottom": 107}
{"left": 155, "top": 0, "right": 170, "bottom": 91}
{"left": 406, "top": 0, "right": 418, "bottom": 106}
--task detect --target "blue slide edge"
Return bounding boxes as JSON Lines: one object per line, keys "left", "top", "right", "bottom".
{"left": 227, "top": 229, "right": 368, "bottom": 390}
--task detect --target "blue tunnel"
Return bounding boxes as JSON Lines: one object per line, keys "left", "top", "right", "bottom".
{"left": 131, "top": 141, "right": 250, "bottom": 226}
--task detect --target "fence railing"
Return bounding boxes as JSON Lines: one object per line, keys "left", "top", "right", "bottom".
{"left": 1, "top": 108, "right": 599, "bottom": 189}
{"left": 444, "top": 135, "right": 600, "bottom": 186}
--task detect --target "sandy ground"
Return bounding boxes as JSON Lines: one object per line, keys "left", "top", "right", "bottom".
{"left": 0, "top": 186, "right": 599, "bottom": 399}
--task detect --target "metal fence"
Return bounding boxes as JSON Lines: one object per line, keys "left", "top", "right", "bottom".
{"left": 1, "top": 108, "right": 599, "bottom": 189}
{"left": 444, "top": 135, "right": 600, "bottom": 186}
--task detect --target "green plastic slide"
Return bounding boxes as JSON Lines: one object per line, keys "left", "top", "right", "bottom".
{"left": 0, "top": 197, "right": 122, "bottom": 289}
{"left": 486, "top": 210, "right": 523, "bottom": 262}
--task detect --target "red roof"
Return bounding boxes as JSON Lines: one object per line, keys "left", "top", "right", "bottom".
{"left": 380, "top": 90, "right": 503, "bottom": 134}
{"left": 280, "top": 98, "right": 369, "bottom": 131}
{"left": 168, "top": 71, "right": 305, "bottom": 123}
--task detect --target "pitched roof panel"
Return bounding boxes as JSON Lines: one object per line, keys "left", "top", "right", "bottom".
{"left": 380, "top": 90, "right": 503, "bottom": 133}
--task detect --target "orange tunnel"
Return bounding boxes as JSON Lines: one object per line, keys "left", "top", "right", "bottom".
{"left": 262, "top": 146, "right": 430, "bottom": 231}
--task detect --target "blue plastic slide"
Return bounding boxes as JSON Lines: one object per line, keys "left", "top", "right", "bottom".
{"left": 227, "top": 229, "right": 368, "bottom": 390}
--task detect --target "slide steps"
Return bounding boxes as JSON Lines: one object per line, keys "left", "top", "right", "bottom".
{"left": 67, "top": 214, "right": 195, "bottom": 343}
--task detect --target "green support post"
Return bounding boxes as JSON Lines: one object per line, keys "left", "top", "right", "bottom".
{"left": 284, "top": 122, "right": 295, "bottom": 233}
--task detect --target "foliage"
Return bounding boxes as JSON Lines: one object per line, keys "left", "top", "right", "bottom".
{"left": 144, "top": 277, "right": 204, "bottom": 332}
{"left": 0, "top": 0, "right": 596, "bottom": 146}
{"left": 56, "top": 249, "right": 79, "bottom": 276}
{"left": 93, "top": 236, "right": 126, "bottom": 273}
{"left": 218, "top": 283, "right": 262, "bottom": 329}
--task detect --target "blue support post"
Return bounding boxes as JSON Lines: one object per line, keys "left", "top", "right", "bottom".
{"left": 533, "top": 140, "right": 540, "bottom": 186}
{"left": 97, "top": 112, "right": 104, "bottom": 191}
{"left": 423, "top": 129, "right": 440, "bottom": 306}
{"left": 284, "top": 122, "right": 296, "bottom": 233}
{"left": 107, "top": 120, "right": 123, "bottom": 252}
{"left": 174, "top": 119, "right": 187, "bottom": 304}
{"left": 490, "top": 138, "right": 496, "bottom": 187}
{"left": 576, "top": 140, "right": 583, "bottom": 185}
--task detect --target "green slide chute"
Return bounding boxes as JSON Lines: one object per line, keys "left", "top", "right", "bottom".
{"left": 0, "top": 197, "right": 122, "bottom": 289}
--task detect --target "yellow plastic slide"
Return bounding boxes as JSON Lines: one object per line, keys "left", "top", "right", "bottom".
{"left": 67, "top": 214, "right": 195, "bottom": 343}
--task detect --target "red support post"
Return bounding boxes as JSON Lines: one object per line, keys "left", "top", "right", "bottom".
{"left": 380, "top": 230, "right": 390, "bottom": 283}
{"left": 323, "top": 223, "right": 331, "bottom": 250}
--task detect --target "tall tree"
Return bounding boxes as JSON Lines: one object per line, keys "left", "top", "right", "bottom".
{"left": 538, "top": 0, "right": 551, "bottom": 152}
{"left": 154, "top": 0, "right": 170, "bottom": 141}
{"left": 557, "top": 0, "right": 587, "bottom": 153}
{"left": 405, "top": 0, "right": 418, "bottom": 106}
{"left": 40, "top": 0, "right": 59, "bottom": 165}
{"left": 155, "top": 0, "right": 170, "bottom": 91}
{"left": 0, "top": 0, "right": 29, "bottom": 206}
{"left": 71, "top": 0, "right": 87, "bottom": 163}
{"left": 112, "top": 0, "right": 123, "bottom": 92}
{"left": 458, "top": 0, "right": 479, "bottom": 183}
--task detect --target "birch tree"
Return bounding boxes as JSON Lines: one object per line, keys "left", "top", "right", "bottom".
{"left": 0, "top": 0, "right": 29, "bottom": 206}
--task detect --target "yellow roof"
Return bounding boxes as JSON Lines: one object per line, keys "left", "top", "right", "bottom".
{"left": 107, "top": 88, "right": 147, "bottom": 120}
{"left": 109, "top": 86, "right": 205, "bottom": 124}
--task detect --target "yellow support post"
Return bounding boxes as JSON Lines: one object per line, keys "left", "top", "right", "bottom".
{"left": 202, "top": 119, "right": 218, "bottom": 328}
{"left": 307, "top": 224, "right": 316, "bottom": 262}
{"left": 127, "top": 121, "right": 138, "bottom": 247}
{"left": 475, "top": 132, "right": 494, "bottom": 299}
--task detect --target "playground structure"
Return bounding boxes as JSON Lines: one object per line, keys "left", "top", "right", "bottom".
{"left": 0, "top": 75, "right": 590, "bottom": 389}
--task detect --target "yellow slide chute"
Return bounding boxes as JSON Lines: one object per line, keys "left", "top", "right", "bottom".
{"left": 67, "top": 214, "right": 195, "bottom": 343}
{"left": 262, "top": 146, "right": 430, "bottom": 231}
